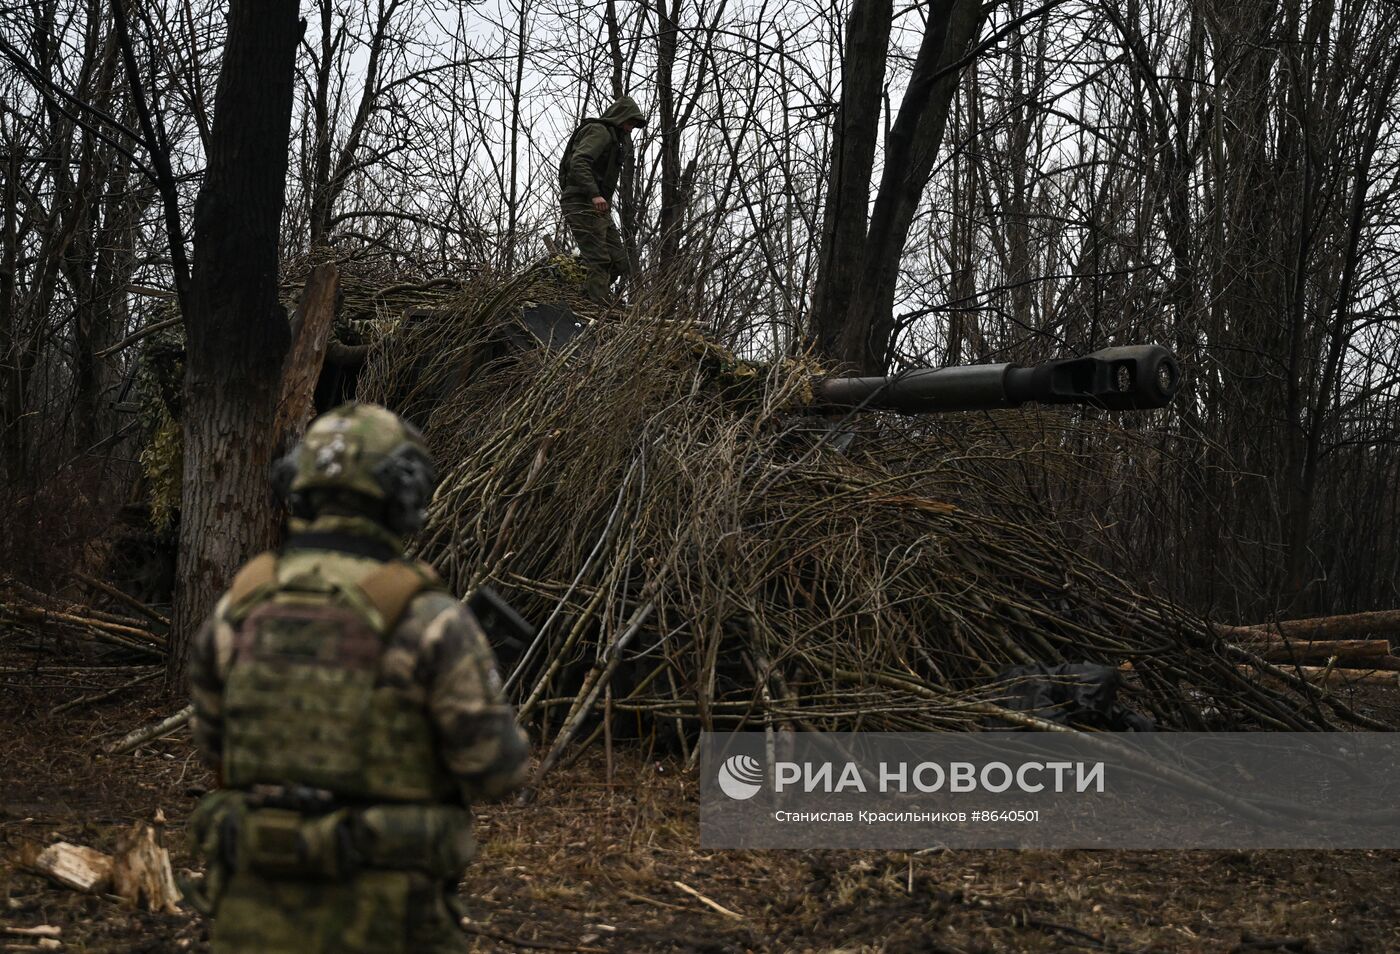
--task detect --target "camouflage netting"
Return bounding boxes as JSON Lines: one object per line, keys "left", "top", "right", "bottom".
{"left": 335, "top": 266, "right": 1347, "bottom": 765}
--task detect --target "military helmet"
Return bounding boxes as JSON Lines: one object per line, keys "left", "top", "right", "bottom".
{"left": 272, "top": 402, "right": 438, "bottom": 534}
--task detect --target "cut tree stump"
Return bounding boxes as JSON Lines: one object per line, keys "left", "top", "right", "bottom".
{"left": 27, "top": 815, "right": 181, "bottom": 913}
{"left": 109, "top": 812, "right": 180, "bottom": 913}
{"left": 31, "top": 843, "right": 113, "bottom": 893}
{"left": 112, "top": 812, "right": 181, "bottom": 914}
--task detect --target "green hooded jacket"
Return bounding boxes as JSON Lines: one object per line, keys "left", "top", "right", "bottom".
{"left": 559, "top": 96, "right": 648, "bottom": 202}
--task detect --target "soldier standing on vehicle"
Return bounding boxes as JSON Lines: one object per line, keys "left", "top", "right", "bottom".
{"left": 558, "top": 95, "right": 648, "bottom": 304}
{"left": 186, "top": 402, "right": 529, "bottom": 954}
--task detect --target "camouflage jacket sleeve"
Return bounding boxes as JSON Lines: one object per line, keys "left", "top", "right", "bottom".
{"left": 188, "top": 595, "right": 235, "bottom": 770}
{"left": 565, "top": 122, "right": 614, "bottom": 197}
{"left": 387, "top": 591, "right": 530, "bottom": 803}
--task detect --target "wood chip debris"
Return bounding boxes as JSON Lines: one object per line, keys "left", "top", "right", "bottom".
{"left": 672, "top": 880, "right": 744, "bottom": 919}
{"left": 1, "top": 927, "right": 61, "bottom": 938}
{"left": 27, "top": 815, "right": 181, "bottom": 914}
{"left": 31, "top": 843, "right": 113, "bottom": 894}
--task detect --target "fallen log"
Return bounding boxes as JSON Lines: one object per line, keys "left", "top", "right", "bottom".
{"left": 1240, "top": 663, "right": 1400, "bottom": 687}
{"left": 1219, "top": 609, "right": 1400, "bottom": 644}
{"left": 50, "top": 671, "right": 161, "bottom": 717}
{"left": 70, "top": 571, "right": 170, "bottom": 628}
{"left": 5, "top": 602, "right": 166, "bottom": 648}
{"left": 105, "top": 705, "right": 193, "bottom": 755}
{"left": 1243, "top": 639, "right": 1392, "bottom": 665}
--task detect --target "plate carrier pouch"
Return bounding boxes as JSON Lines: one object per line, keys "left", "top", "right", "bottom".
{"left": 210, "top": 551, "right": 473, "bottom": 882}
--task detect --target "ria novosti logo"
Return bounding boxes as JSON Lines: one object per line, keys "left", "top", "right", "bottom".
{"left": 717, "top": 754, "right": 764, "bottom": 800}
{"left": 716, "top": 754, "right": 1108, "bottom": 800}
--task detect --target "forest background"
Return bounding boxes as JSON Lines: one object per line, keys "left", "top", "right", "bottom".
{"left": 2, "top": 0, "right": 1398, "bottom": 666}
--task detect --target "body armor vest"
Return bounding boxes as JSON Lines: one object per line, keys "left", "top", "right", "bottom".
{"left": 219, "top": 552, "right": 452, "bottom": 804}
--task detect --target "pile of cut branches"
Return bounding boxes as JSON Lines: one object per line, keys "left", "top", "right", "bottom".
{"left": 349, "top": 271, "right": 1367, "bottom": 768}
{"left": 0, "top": 573, "right": 168, "bottom": 718}
{"left": 0, "top": 576, "right": 168, "bottom": 661}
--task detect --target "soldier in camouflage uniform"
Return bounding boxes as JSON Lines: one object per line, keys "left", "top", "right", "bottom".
{"left": 186, "top": 402, "right": 528, "bottom": 954}
{"left": 559, "top": 95, "right": 648, "bottom": 304}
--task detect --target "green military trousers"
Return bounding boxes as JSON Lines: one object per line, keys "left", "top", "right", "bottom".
{"left": 561, "top": 198, "right": 627, "bottom": 304}
{"left": 210, "top": 868, "right": 470, "bottom": 954}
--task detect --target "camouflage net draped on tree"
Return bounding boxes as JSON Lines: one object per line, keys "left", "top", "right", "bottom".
{"left": 353, "top": 267, "right": 1351, "bottom": 771}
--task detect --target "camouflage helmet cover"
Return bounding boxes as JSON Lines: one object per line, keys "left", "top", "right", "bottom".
{"left": 273, "top": 402, "right": 438, "bottom": 533}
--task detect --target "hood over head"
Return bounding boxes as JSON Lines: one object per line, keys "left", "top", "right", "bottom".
{"left": 600, "top": 95, "right": 648, "bottom": 129}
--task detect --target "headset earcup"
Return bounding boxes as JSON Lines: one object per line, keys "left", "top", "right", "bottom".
{"left": 270, "top": 453, "right": 315, "bottom": 518}
{"left": 270, "top": 453, "right": 296, "bottom": 501}
{"left": 372, "top": 445, "right": 437, "bottom": 535}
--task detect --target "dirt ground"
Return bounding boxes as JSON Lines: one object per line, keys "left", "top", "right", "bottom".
{"left": 3, "top": 661, "right": 1399, "bottom": 954}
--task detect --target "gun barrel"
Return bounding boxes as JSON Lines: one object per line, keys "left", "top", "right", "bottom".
{"left": 812, "top": 345, "right": 1180, "bottom": 413}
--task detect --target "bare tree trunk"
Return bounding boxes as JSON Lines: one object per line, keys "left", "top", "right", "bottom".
{"left": 112, "top": 0, "right": 192, "bottom": 312}
{"left": 170, "top": 0, "right": 300, "bottom": 683}
{"left": 656, "top": 0, "right": 683, "bottom": 276}
{"left": 307, "top": 0, "right": 401, "bottom": 247}
{"left": 604, "top": 0, "right": 640, "bottom": 276}
{"left": 306, "top": 0, "right": 336, "bottom": 247}
{"left": 67, "top": 55, "right": 125, "bottom": 453}
{"left": 943, "top": 74, "right": 980, "bottom": 364}
{"left": 845, "top": 0, "right": 982, "bottom": 372}
{"left": 71, "top": 193, "right": 124, "bottom": 453}
{"left": 808, "top": 0, "right": 892, "bottom": 364}
{"left": 1286, "top": 36, "right": 1400, "bottom": 601}
{"left": 505, "top": 0, "right": 528, "bottom": 271}
{"left": 1, "top": 150, "right": 20, "bottom": 484}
